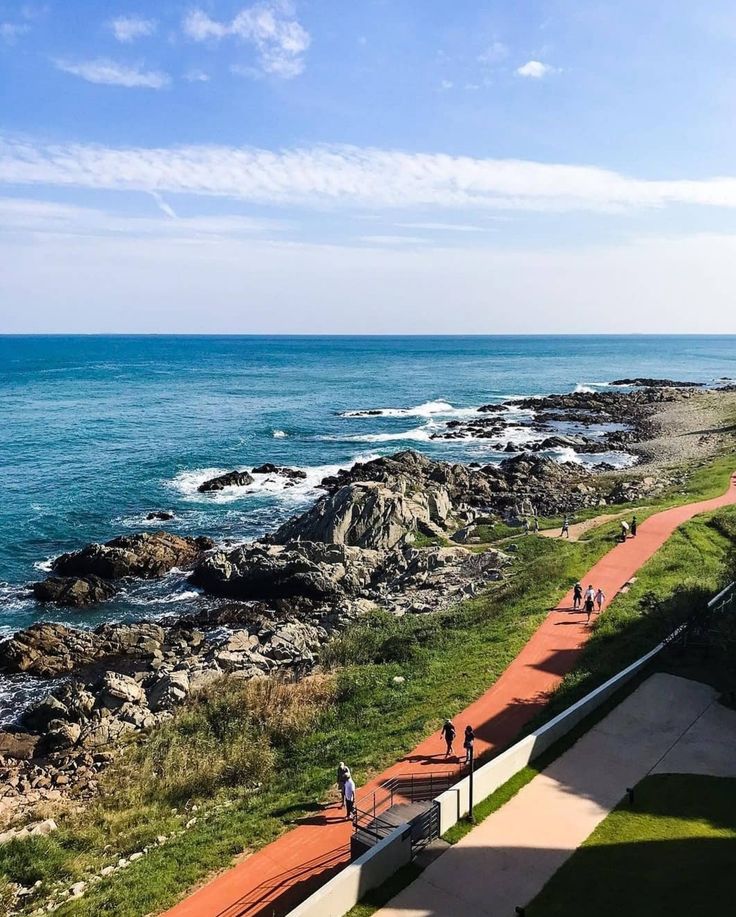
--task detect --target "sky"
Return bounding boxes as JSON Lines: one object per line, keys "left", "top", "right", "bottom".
{"left": 1, "top": 0, "right": 736, "bottom": 333}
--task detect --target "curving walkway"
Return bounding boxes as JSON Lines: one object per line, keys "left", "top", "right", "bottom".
{"left": 162, "top": 472, "right": 736, "bottom": 917}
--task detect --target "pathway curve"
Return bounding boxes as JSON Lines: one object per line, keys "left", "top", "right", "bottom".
{"left": 162, "top": 472, "right": 736, "bottom": 917}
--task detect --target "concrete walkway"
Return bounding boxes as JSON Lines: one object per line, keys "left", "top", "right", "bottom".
{"left": 162, "top": 472, "right": 736, "bottom": 917}
{"left": 374, "top": 674, "right": 736, "bottom": 917}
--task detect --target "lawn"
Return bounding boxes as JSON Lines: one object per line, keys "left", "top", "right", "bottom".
{"left": 527, "top": 774, "right": 736, "bottom": 917}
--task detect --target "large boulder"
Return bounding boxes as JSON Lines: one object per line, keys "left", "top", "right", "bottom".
{"left": 198, "top": 470, "right": 254, "bottom": 492}
{"left": 0, "top": 621, "right": 167, "bottom": 678}
{"left": 271, "top": 482, "right": 450, "bottom": 550}
{"left": 251, "top": 464, "right": 307, "bottom": 483}
{"left": 147, "top": 670, "right": 190, "bottom": 711}
{"left": 98, "top": 672, "right": 146, "bottom": 710}
{"left": 32, "top": 575, "right": 118, "bottom": 608}
{"left": 0, "top": 729, "right": 39, "bottom": 761}
{"left": 192, "top": 541, "right": 381, "bottom": 602}
{"left": 51, "top": 532, "right": 213, "bottom": 581}
{"left": 0, "top": 623, "right": 101, "bottom": 677}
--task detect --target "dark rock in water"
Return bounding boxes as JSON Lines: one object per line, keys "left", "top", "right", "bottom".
{"left": 504, "top": 442, "right": 519, "bottom": 452}
{"left": 610, "top": 378, "right": 703, "bottom": 388}
{"left": 146, "top": 511, "right": 175, "bottom": 521}
{"left": 251, "top": 463, "right": 307, "bottom": 482}
{"left": 198, "top": 470, "right": 254, "bottom": 492}
{"left": 0, "top": 729, "right": 39, "bottom": 760}
{"left": 51, "top": 532, "right": 213, "bottom": 581}
{"left": 192, "top": 540, "right": 381, "bottom": 602}
{"left": 477, "top": 403, "right": 506, "bottom": 413}
{"left": 32, "top": 575, "right": 117, "bottom": 608}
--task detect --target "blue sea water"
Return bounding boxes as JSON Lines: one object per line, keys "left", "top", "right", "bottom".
{"left": 1, "top": 334, "right": 735, "bottom": 647}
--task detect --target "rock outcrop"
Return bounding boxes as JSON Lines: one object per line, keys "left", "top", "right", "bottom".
{"left": 271, "top": 481, "right": 451, "bottom": 550}
{"left": 252, "top": 464, "right": 307, "bottom": 483}
{"left": 198, "top": 470, "right": 254, "bottom": 492}
{"left": 51, "top": 532, "right": 213, "bottom": 581}
{"left": 192, "top": 541, "right": 382, "bottom": 602}
{"left": 32, "top": 575, "right": 118, "bottom": 608}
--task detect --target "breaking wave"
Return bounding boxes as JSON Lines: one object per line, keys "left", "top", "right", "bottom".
{"left": 339, "top": 399, "right": 479, "bottom": 419}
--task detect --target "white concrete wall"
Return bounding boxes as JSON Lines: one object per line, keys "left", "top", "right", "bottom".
{"left": 286, "top": 824, "right": 413, "bottom": 917}
{"left": 287, "top": 633, "right": 671, "bottom": 917}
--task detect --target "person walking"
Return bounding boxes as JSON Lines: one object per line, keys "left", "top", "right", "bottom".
{"left": 532, "top": 514, "right": 540, "bottom": 533}
{"left": 560, "top": 516, "right": 570, "bottom": 538}
{"left": 573, "top": 582, "right": 583, "bottom": 610}
{"left": 620, "top": 519, "right": 630, "bottom": 542}
{"left": 343, "top": 773, "right": 356, "bottom": 821}
{"left": 441, "top": 719, "right": 456, "bottom": 758}
{"left": 584, "top": 587, "right": 595, "bottom": 624}
{"left": 595, "top": 587, "right": 606, "bottom": 613}
{"left": 631, "top": 515, "right": 638, "bottom": 537}
{"left": 463, "top": 725, "right": 475, "bottom": 765}
{"left": 523, "top": 517, "right": 530, "bottom": 535}
{"left": 336, "top": 761, "right": 350, "bottom": 807}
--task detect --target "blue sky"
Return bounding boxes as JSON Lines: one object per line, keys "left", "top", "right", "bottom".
{"left": 2, "top": 1, "right": 736, "bottom": 332}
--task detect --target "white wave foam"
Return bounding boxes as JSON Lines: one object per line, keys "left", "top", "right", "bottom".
{"left": 542, "top": 446, "right": 637, "bottom": 469}
{"left": 340, "top": 399, "right": 479, "bottom": 419}
{"left": 272, "top": 429, "right": 287, "bottom": 438}
{"left": 168, "top": 454, "right": 380, "bottom": 505}
{"left": 33, "top": 558, "right": 54, "bottom": 573}
{"left": 141, "top": 589, "right": 202, "bottom": 605}
{"left": 573, "top": 384, "right": 596, "bottom": 394}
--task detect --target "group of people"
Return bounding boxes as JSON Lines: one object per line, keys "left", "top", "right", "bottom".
{"left": 573, "top": 582, "right": 605, "bottom": 622}
{"left": 336, "top": 721, "right": 476, "bottom": 821}
{"left": 440, "top": 719, "right": 475, "bottom": 763}
{"left": 620, "top": 514, "right": 638, "bottom": 541}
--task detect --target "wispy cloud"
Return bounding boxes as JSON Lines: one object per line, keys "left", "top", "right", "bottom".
{"left": 54, "top": 59, "right": 171, "bottom": 89}
{"left": 478, "top": 41, "right": 508, "bottom": 64}
{"left": 184, "top": 68, "right": 210, "bottom": 83}
{"left": 0, "top": 21, "right": 30, "bottom": 43}
{"left": 182, "top": 1, "right": 310, "bottom": 78}
{"left": 5, "top": 137, "right": 736, "bottom": 214}
{"left": 0, "top": 196, "right": 284, "bottom": 239}
{"left": 109, "top": 16, "right": 157, "bottom": 43}
{"left": 516, "top": 60, "right": 557, "bottom": 79}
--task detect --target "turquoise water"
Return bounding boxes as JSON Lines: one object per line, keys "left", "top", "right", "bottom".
{"left": 1, "top": 334, "right": 735, "bottom": 641}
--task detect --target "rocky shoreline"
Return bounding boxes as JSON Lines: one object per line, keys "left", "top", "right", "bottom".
{"left": 0, "top": 380, "right": 732, "bottom": 834}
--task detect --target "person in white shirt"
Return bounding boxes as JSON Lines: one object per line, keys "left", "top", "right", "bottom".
{"left": 595, "top": 588, "right": 606, "bottom": 612}
{"left": 343, "top": 775, "right": 356, "bottom": 820}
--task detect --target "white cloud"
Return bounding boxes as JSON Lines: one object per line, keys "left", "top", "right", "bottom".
{"left": 516, "top": 60, "right": 556, "bottom": 78}
{"left": 184, "top": 68, "right": 210, "bottom": 82}
{"left": 0, "top": 21, "right": 30, "bottom": 43}
{"left": 54, "top": 58, "right": 171, "bottom": 88}
{"left": 109, "top": 16, "right": 157, "bottom": 43}
{"left": 478, "top": 41, "right": 508, "bottom": 64}
{"left": 6, "top": 137, "right": 736, "bottom": 214}
{"left": 439, "top": 79, "right": 453, "bottom": 90}
{"left": 183, "top": 1, "right": 310, "bottom": 78}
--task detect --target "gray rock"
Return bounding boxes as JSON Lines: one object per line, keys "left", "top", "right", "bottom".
{"left": 0, "top": 730, "right": 39, "bottom": 761}
{"left": 52, "top": 532, "right": 213, "bottom": 580}
{"left": 147, "top": 671, "right": 190, "bottom": 711}
{"left": 45, "top": 719, "right": 81, "bottom": 751}
{"left": 192, "top": 540, "right": 382, "bottom": 602}
{"left": 98, "top": 672, "right": 146, "bottom": 709}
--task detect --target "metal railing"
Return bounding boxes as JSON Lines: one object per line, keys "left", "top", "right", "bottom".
{"left": 708, "top": 581, "right": 736, "bottom": 615}
{"left": 352, "top": 769, "right": 457, "bottom": 842}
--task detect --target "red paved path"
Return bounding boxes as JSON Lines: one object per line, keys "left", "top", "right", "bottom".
{"left": 163, "top": 473, "right": 736, "bottom": 917}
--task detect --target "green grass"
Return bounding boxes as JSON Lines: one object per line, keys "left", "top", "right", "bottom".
{"left": 527, "top": 774, "right": 736, "bottom": 917}
{"left": 5, "top": 452, "right": 735, "bottom": 917}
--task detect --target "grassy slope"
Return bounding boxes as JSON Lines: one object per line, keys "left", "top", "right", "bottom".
{"left": 3, "top": 455, "right": 734, "bottom": 917}
{"left": 527, "top": 774, "right": 736, "bottom": 917}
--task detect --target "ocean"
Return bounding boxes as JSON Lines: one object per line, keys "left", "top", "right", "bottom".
{"left": 1, "top": 334, "right": 735, "bottom": 653}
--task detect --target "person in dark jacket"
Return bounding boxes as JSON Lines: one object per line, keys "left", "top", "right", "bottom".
{"left": 573, "top": 582, "right": 583, "bottom": 610}
{"left": 463, "top": 725, "right": 475, "bottom": 765}
{"left": 441, "top": 719, "right": 456, "bottom": 757}
{"left": 631, "top": 515, "right": 638, "bottom": 537}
